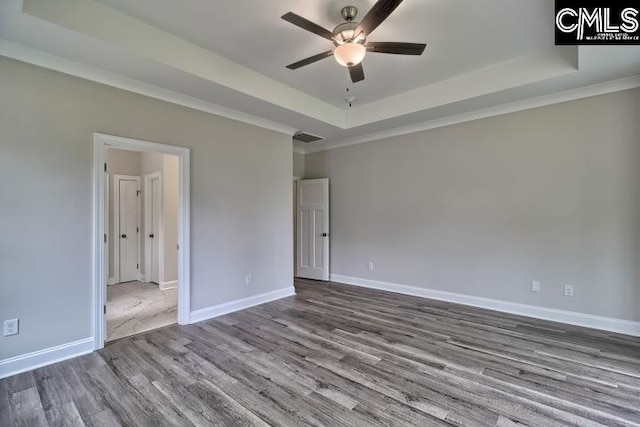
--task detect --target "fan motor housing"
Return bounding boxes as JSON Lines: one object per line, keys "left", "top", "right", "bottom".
{"left": 333, "top": 22, "right": 364, "bottom": 45}
{"left": 341, "top": 6, "right": 358, "bottom": 21}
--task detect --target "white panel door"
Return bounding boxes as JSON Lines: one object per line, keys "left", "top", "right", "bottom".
{"left": 119, "top": 179, "right": 139, "bottom": 282}
{"left": 297, "top": 179, "right": 329, "bottom": 281}
{"left": 149, "top": 176, "right": 161, "bottom": 284}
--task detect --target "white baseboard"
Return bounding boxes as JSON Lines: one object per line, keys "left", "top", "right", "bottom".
{"left": 0, "top": 337, "right": 94, "bottom": 380}
{"left": 330, "top": 274, "right": 640, "bottom": 337}
{"left": 107, "top": 277, "right": 117, "bottom": 285}
{"left": 160, "top": 280, "right": 178, "bottom": 291}
{"left": 190, "top": 286, "right": 295, "bottom": 324}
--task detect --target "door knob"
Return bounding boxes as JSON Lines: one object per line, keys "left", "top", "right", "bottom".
{"left": 149, "top": 234, "right": 155, "bottom": 238}
{"left": 121, "top": 234, "right": 127, "bottom": 239}
{"left": 322, "top": 233, "right": 329, "bottom": 237}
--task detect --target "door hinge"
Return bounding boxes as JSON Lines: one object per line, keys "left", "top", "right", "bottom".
{"left": 104, "top": 305, "right": 106, "bottom": 314}
{"left": 177, "top": 244, "right": 179, "bottom": 250}
{"left": 137, "top": 263, "right": 139, "bottom": 269}
{"left": 104, "top": 234, "right": 107, "bottom": 243}
{"left": 136, "top": 227, "right": 139, "bottom": 233}
{"left": 104, "top": 163, "right": 107, "bottom": 172}
{"left": 137, "top": 190, "right": 141, "bottom": 196}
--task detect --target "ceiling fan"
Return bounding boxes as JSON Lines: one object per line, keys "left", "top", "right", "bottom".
{"left": 282, "top": 0, "right": 426, "bottom": 84}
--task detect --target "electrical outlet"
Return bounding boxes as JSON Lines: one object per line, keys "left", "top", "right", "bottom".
{"left": 564, "top": 285, "right": 574, "bottom": 297}
{"left": 531, "top": 280, "right": 541, "bottom": 292}
{"left": 368, "top": 262, "right": 374, "bottom": 271}
{"left": 3, "top": 319, "right": 19, "bottom": 336}
{"left": 245, "top": 274, "right": 253, "bottom": 286}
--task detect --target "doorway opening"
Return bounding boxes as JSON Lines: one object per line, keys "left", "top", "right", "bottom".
{"left": 93, "top": 133, "right": 190, "bottom": 350}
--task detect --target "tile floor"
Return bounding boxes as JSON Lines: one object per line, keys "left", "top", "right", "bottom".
{"left": 106, "top": 281, "right": 177, "bottom": 342}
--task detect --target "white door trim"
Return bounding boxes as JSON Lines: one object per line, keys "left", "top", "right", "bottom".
{"left": 112, "top": 174, "right": 141, "bottom": 284}
{"left": 292, "top": 177, "right": 301, "bottom": 276}
{"left": 93, "top": 133, "right": 191, "bottom": 350}
{"left": 143, "top": 172, "right": 163, "bottom": 284}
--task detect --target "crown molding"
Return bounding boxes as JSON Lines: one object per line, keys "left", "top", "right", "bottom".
{"left": 21, "top": 0, "right": 345, "bottom": 128}
{"left": 346, "top": 47, "right": 580, "bottom": 128}
{"left": 3, "top": 39, "right": 637, "bottom": 157}
{"left": 0, "top": 39, "right": 298, "bottom": 137}
{"left": 303, "top": 75, "right": 640, "bottom": 154}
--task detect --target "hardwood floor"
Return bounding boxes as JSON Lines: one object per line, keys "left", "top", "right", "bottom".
{"left": 2, "top": 278, "right": 640, "bottom": 426}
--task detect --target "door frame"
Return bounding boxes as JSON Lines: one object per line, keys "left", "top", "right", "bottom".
{"left": 112, "top": 174, "right": 141, "bottom": 284}
{"left": 143, "top": 171, "right": 163, "bottom": 285}
{"left": 93, "top": 133, "right": 191, "bottom": 350}
{"left": 292, "top": 176, "right": 301, "bottom": 277}
{"left": 105, "top": 174, "right": 110, "bottom": 285}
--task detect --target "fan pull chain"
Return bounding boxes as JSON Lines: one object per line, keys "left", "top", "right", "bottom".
{"left": 346, "top": 87, "right": 356, "bottom": 108}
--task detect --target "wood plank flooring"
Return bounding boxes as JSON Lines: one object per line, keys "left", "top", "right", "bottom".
{"left": 2, "top": 278, "right": 640, "bottom": 426}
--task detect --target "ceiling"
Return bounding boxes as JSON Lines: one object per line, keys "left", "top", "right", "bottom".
{"left": 96, "top": 0, "right": 554, "bottom": 107}
{"left": 1, "top": 0, "right": 639, "bottom": 153}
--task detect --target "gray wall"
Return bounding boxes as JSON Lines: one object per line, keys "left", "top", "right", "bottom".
{"left": 306, "top": 88, "right": 640, "bottom": 322}
{"left": 106, "top": 148, "right": 141, "bottom": 175}
{"left": 293, "top": 152, "right": 305, "bottom": 178}
{"left": 0, "top": 57, "right": 293, "bottom": 360}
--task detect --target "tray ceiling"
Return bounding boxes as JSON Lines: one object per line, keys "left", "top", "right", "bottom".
{"left": 1, "top": 0, "right": 639, "bottom": 152}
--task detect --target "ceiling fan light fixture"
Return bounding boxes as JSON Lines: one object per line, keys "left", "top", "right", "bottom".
{"left": 334, "top": 42, "right": 366, "bottom": 67}
{"left": 282, "top": 0, "right": 427, "bottom": 83}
